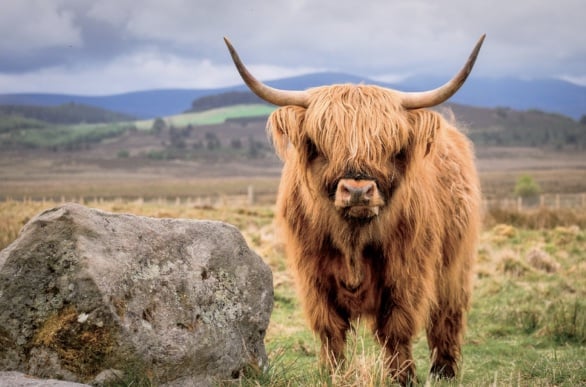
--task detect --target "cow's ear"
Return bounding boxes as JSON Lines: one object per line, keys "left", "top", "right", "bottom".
{"left": 267, "top": 106, "right": 307, "bottom": 159}
{"left": 408, "top": 110, "right": 440, "bottom": 157}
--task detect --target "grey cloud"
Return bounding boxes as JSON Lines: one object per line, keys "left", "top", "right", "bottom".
{"left": 0, "top": 0, "right": 584, "bottom": 93}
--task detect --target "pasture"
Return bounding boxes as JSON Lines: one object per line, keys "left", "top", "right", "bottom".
{"left": 1, "top": 191, "right": 584, "bottom": 386}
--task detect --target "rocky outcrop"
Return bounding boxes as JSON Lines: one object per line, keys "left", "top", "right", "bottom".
{"left": 0, "top": 203, "right": 273, "bottom": 386}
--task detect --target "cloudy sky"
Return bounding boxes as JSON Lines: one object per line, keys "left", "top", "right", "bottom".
{"left": 0, "top": 0, "right": 584, "bottom": 95}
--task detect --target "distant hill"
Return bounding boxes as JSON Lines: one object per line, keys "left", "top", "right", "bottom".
{"left": 0, "top": 103, "right": 135, "bottom": 125}
{"left": 0, "top": 73, "right": 584, "bottom": 120}
{"left": 406, "top": 76, "right": 586, "bottom": 121}
{"left": 0, "top": 90, "right": 214, "bottom": 120}
{"left": 442, "top": 103, "right": 585, "bottom": 149}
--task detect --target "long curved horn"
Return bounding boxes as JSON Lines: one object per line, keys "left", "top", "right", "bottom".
{"left": 224, "top": 37, "right": 310, "bottom": 107}
{"left": 400, "top": 34, "right": 486, "bottom": 109}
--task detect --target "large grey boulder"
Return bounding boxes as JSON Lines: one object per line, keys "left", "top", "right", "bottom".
{"left": 0, "top": 203, "right": 273, "bottom": 386}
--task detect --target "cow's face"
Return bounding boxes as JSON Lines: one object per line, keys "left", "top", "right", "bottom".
{"left": 269, "top": 85, "right": 436, "bottom": 222}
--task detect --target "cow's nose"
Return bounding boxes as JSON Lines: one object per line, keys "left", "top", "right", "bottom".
{"left": 336, "top": 179, "right": 376, "bottom": 205}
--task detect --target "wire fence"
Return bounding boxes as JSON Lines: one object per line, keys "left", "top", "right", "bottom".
{"left": 4, "top": 189, "right": 586, "bottom": 212}
{"left": 0, "top": 185, "right": 276, "bottom": 208}
{"left": 484, "top": 193, "right": 586, "bottom": 211}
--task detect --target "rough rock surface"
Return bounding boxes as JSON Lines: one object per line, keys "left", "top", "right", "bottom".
{"left": 0, "top": 203, "right": 273, "bottom": 386}
{"left": 0, "top": 371, "right": 89, "bottom": 386}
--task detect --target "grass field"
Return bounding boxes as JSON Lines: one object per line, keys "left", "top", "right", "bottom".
{"left": 1, "top": 197, "right": 584, "bottom": 386}
{"left": 134, "top": 104, "right": 275, "bottom": 129}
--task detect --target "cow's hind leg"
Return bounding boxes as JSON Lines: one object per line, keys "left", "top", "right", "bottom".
{"left": 426, "top": 303, "right": 466, "bottom": 379}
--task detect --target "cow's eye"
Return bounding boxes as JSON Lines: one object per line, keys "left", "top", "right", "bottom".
{"left": 305, "top": 138, "right": 320, "bottom": 162}
{"left": 394, "top": 147, "right": 407, "bottom": 163}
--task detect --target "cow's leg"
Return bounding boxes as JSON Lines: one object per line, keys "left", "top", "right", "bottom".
{"left": 427, "top": 249, "right": 472, "bottom": 379}
{"left": 376, "top": 334, "right": 416, "bottom": 386}
{"left": 426, "top": 302, "right": 466, "bottom": 379}
{"left": 374, "top": 295, "right": 418, "bottom": 385}
{"left": 317, "top": 320, "right": 350, "bottom": 370}
{"left": 303, "top": 284, "right": 351, "bottom": 369}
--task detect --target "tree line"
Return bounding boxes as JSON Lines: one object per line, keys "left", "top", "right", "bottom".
{"left": 187, "top": 91, "right": 269, "bottom": 112}
{"left": 466, "top": 108, "right": 586, "bottom": 150}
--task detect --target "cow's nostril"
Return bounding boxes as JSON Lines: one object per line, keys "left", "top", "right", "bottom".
{"left": 364, "top": 183, "right": 375, "bottom": 198}
{"left": 340, "top": 183, "right": 352, "bottom": 195}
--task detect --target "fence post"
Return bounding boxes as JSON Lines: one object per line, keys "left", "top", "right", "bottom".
{"left": 517, "top": 196, "right": 523, "bottom": 211}
{"left": 555, "top": 194, "right": 560, "bottom": 210}
{"left": 248, "top": 185, "right": 255, "bottom": 206}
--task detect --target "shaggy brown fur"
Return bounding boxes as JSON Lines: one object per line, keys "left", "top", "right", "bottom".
{"left": 268, "top": 84, "right": 481, "bottom": 384}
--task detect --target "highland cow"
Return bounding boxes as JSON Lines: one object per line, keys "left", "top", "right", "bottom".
{"left": 225, "top": 35, "right": 484, "bottom": 384}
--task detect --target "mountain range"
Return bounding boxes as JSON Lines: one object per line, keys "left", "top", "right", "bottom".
{"left": 0, "top": 73, "right": 584, "bottom": 120}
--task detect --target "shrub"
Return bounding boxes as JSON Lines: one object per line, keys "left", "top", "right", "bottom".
{"left": 145, "top": 150, "right": 167, "bottom": 160}
{"left": 514, "top": 174, "right": 541, "bottom": 198}
{"left": 152, "top": 117, "right": 166, "bottom": 134}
